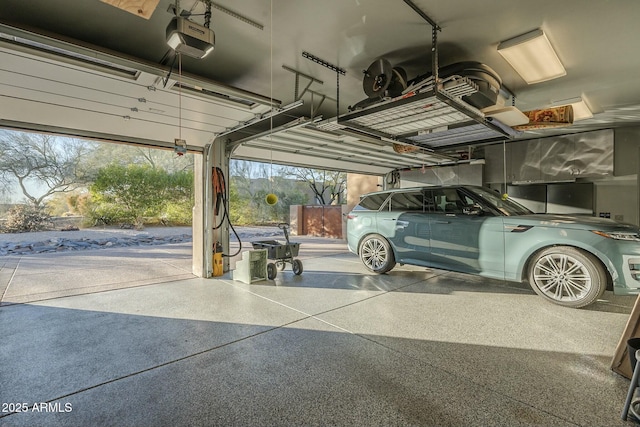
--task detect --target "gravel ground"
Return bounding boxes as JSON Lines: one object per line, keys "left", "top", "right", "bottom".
{"left": 0, "top": 225, "right": 283, "bottom": 244}
{"left": 0, "top": 226, "right": 189, "bottom": 244}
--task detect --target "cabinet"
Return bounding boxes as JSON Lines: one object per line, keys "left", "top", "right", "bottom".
{"left": 483, "top": 129, "right": 613, "bottom": 185}
{"left": 484, "top": 144, "right": 511, "bottom": 184}
{"left": 402, "top": 163, "right": 483, "bottom": 187}
{"left": 538, "top": 137, "right": 576, "bottom": 182}
{"left": 510, "top": 140, "right": 541, "bottom": 182}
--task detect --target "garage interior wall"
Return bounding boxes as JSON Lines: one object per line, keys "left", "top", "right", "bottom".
{"left": 346, "top": 174, "right": 380, "bottom": 212}
{"left": 611, "top": 126, "right": 640, "bottom": 226}
{"left": 394, "top": 126, "right": 640, "bottom": 226}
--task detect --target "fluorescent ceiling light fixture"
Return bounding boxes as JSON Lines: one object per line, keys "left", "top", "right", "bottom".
{"left": 552, "top": 97, "right": 593, "bottom": 121}
{"left": 498, "top": 29, "right": 566, "bottom": 84}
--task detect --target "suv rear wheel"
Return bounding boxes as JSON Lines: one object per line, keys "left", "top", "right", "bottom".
{"left": 527, "top": 246, "right": 606, "bottom": 308}
{"left": 359, "top": 234, "right": 395, "bottom": 274}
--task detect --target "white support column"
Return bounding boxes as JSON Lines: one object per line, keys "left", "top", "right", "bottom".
{"left": 192, "top": 152, "right": 206, "bottom": 277}
{"left": 192, "top": 137, "right": 232, "bottom": 278}
{"left": 210, "top": 137, "right": 232, "bottom": 274}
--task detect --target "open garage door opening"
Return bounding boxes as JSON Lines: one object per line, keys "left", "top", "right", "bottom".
{"left": 0, "top": 129, "right": 364, "bottom": 305}
{"left": 0, "top": 128, "right": 196, "bottom": 305}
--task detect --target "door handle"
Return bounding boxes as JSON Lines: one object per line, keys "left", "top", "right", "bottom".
{"left": 434, "top": 220, "right": 450, "bottom": 224}
{"left": 383, "top": 218, "right": 396, "bottom": 221}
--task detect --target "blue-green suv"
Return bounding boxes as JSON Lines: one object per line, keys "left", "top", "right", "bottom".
{"left": 346, "top": 185, "right": 640, "bottom": 308}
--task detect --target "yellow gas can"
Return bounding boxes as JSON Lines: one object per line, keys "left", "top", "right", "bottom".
{"left": 213, "top": 242, "right": 223, "bottom": 277}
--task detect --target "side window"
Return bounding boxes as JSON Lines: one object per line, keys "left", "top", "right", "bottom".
{"left": 424, "top": 192, "right": 436, "bottom": 212}
{"left": 389, "top": 191, "right": 424, "bottom": 212}
{"left": 354, "top": 193, "right": 389, "bottom": 211}
{"left": 430, "top": 188, "right": 471, "bottom": 214}
{"left": 460, "top": 194, "right": 477, "bottom": 208}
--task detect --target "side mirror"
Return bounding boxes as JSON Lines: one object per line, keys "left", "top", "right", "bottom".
{"left": 463, "top": 205, "right": 483, "bottom": 216}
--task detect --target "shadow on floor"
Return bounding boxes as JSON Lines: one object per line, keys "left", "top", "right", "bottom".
{"left": 0, "top": 300, "right": 632, "bottom": 427}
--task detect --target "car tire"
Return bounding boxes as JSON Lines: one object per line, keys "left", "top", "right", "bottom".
{"left": 359, "top": 234, "right": 396, "bottom": 274}
{"left": 527, "top": 246, "right": 607, "bottom": 308}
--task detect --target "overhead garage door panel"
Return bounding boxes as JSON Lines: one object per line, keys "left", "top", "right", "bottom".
{"left": 0, "top": 94, "right": 221, "bottom": 145}
{"left": 0, "top": 44, "right": 271, "bottom": 147}
{"left": 0, "top": 56, "right": 250, "bottom": 130}
{"left": 231, "top": 124, "right": 456, "bottom": 175}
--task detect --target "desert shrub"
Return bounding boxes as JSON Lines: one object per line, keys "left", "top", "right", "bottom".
{"left": 162, "top": 200, "right": 193, "bottom": 225}
{"left": 4, "top": 204, "right": 52, "bottom": 232}
{"left": 89, "top": 164, "right": 194, "bottom": 228}
{"left": 86, "top": 203, "right": 130, "bottom": 226}
{"left": 66, "top": 192, "right": 92, "bottom": 216}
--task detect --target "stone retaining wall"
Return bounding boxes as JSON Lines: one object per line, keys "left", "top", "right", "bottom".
{"left": 0, "top": 233, "right": 192, "bottom": 256}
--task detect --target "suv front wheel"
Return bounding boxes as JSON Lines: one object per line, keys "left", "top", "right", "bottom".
{"left": 359, "top": 234, "right": 396, "bottom": 274}
{"left": 527, "top": 246, "right": 607, "bottom": 308}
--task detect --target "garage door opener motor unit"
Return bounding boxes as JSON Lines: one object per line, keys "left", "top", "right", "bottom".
{"left": 166, "top": 16, "right": 215, "bottom": 59}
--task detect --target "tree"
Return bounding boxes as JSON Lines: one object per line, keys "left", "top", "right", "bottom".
{"left": 85, "top": 143, "right": 194, "bottom": 175}
{"left": 0, "top": 131, "right": 97, "bottom": 206}
{"left": 282, "top": 167, "right": 346, "bottom": 205}
{"left": 90, "top": 164, "right": 192, "bottom": 228}
{"left": 229, "top": 160, "right": 272, "bottom": 224}
{"left": 229, "top": 160, "right": 309, "bottom": 224}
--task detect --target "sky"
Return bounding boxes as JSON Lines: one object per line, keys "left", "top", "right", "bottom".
{"left": 1, "top": 181, "right": 48, "bottom": 204}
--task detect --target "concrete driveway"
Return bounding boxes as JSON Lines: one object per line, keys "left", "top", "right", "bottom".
{"left": 0, "top": 227, "right": 194, "bottom": 306}
{"left": 0, "top": 226, "right": 344, "bottom": 305}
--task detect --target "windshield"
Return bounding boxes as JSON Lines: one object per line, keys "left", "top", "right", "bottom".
{"left": 470, "top": 187, "right": 532, "bottom": 216}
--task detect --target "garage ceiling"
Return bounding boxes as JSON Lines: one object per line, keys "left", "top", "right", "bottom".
{"left": 1, "top": 0, "right": 640, "bottom": 174}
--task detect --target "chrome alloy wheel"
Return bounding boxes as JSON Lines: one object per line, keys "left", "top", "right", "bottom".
{"left": 532, "top": 253, "right": 592, "bottom": 302}
{"left": 362, "top": 238, "right": 387, "bottom": 270}
{"left": 359, "top": 234, "right": 395, "bottom": 273}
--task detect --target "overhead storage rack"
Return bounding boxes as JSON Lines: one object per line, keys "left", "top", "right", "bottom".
{"left": 328, "top": 0, "right": 518, "bottom": 151}
{"left": 329, "top": 76, "right": 516, "bottom": 149}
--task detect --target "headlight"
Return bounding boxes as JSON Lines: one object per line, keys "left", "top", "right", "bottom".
{"left": 592, "top": 230, "right": 640, "bottom": 241}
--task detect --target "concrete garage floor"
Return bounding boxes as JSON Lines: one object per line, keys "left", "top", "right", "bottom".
{"left": 1, "top": 234, "right": 639, "bottom": 426}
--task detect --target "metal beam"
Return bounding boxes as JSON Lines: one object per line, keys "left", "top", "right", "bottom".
{"left": 226, "top": 115, "right": 317, "bottom": 151}
{"left": 402, "top": 0, "right": 441, "bottom": 30}
{"left": 218, "top": 100, "right": 304, "bottom": 145}
{"left": 302, "top": 51, "right": 345, "bottom": 75}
